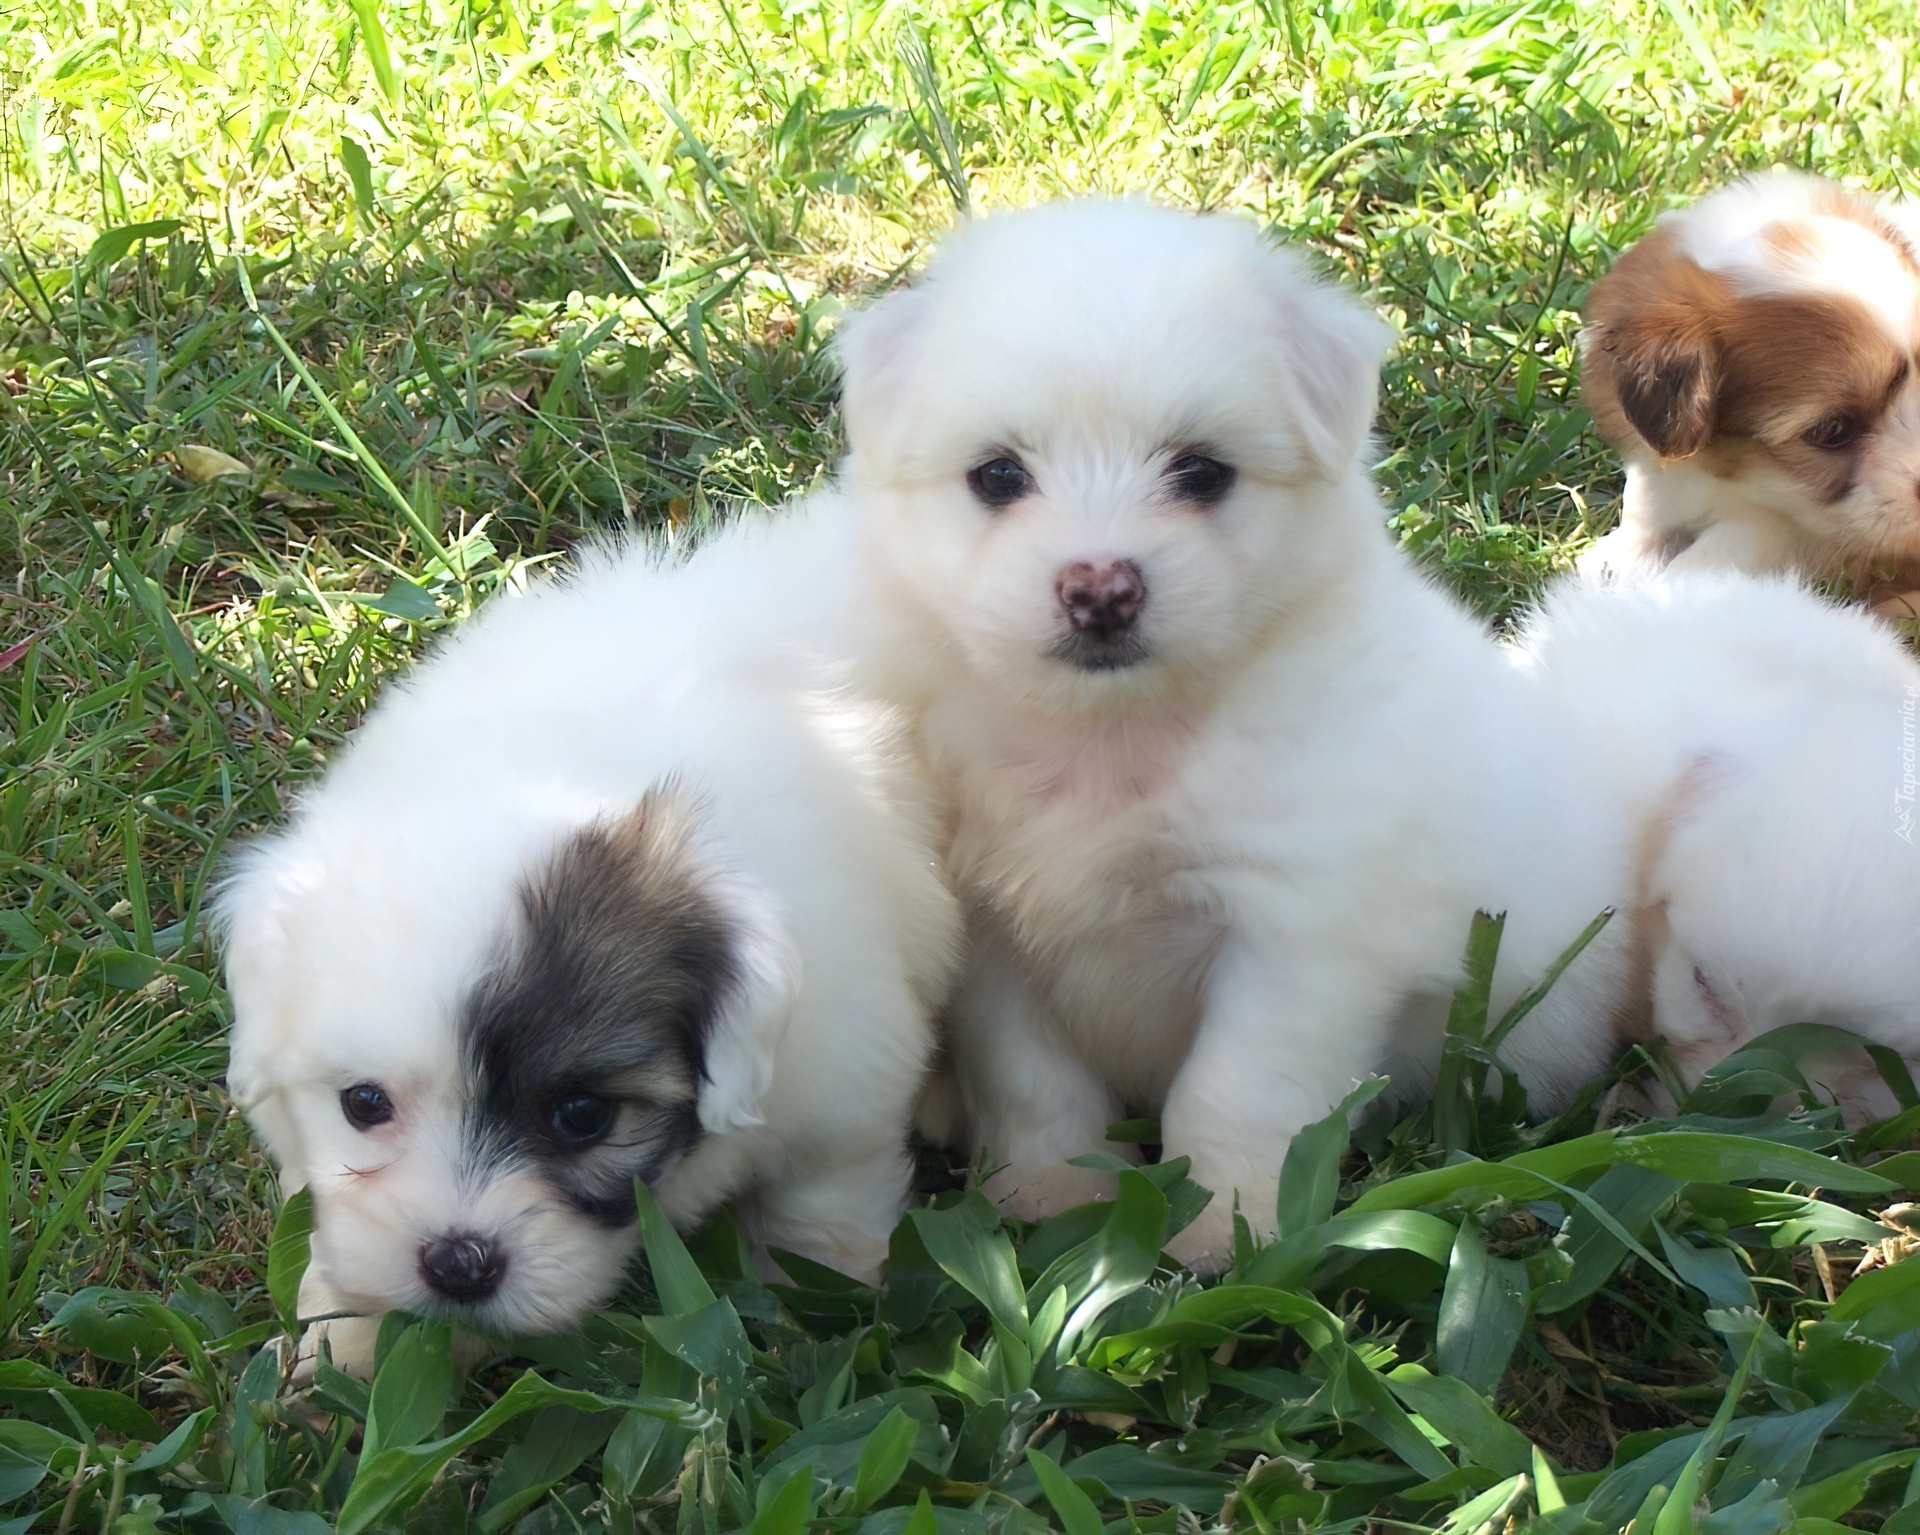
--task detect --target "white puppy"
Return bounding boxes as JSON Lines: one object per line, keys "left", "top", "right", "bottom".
{"left": 835, "top": 200, "right": 1638, "bottom": 1266}
{"left": 1512, "top": 572, "right": 1920, "bottom": 1122}
{"left": 216, "top": 505, "right": 959, "bottom": 1366}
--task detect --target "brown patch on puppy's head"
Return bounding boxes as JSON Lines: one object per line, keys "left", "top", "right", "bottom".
{"left": 1582, "top": 226, "right": 1730, "bottom": 460}
{"left": 1712, "top": 297, "right": 1910, "bottom": 506}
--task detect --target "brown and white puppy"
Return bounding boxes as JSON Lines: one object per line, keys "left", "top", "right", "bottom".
{"left": 1580, "top": 171, "right": 1920, "bottom": 610}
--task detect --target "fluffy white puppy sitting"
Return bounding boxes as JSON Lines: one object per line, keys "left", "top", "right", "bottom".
{"left": 836, "top": 200, "right": 1638, "bottom": 1268}
{"left": 216, "top": 507, "right": 959, "bottom": 1367}
{"left": 1512, "top": 572, "right": 1920, "bottom": 1123}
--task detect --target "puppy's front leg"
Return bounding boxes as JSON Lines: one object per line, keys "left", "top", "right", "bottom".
{"left": 294, "top": 1264, "right": 381, "bottom": 1382}
{"left": 1160, "top": 937, "right": 1392, "bottom": 1273}
{"left": 952, "top": 922, "right": 1131, "bottom": 1220}
{"left": 1662, "top": 512, "right": 1806, "bottom": 577}
{"left": 745, "top": 1139, "right": 916, "bottom": 1286}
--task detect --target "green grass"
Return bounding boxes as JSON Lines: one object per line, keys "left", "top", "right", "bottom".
{"left": 2, "top": 0, "right": 1919, "bottom": 1531}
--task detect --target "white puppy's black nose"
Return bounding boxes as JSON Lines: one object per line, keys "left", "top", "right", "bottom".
{"left": 419, "top": 1232, "right": 505, "bottom": 1300}
{"left": 1056, "top": 560, "right": 1146, "bottom": 639}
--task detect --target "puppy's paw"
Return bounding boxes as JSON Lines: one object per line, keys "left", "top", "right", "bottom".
{"left": 1164, "top": 1202, "right": 1236, "bottom": 1276}
{"left": 304, "top": 1314, "right": 382, "bottom": 1380}
{"left": 985, "top": 1161, "right": 1117, "bottom": 1221}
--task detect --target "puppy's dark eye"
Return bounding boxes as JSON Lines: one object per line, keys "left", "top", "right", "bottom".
{"left": 1804, "top": 415, "right": 1863, "bottom": 450}
{"left": 550, "top": 1094, "right": 615, "bottom": 1145}
{"left": 967, "top": 457, "right": 1033, "bottom": 508}
{"left": 341, "top": 1083, "right": 394, "bottom": 1129}
{"left": 1167, "top": 453, "right": 1236, "bottom": 505}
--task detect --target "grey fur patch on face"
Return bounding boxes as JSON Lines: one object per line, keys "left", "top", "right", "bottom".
{"left": 460, "top": 786, "right": 738, "bottom": 1226}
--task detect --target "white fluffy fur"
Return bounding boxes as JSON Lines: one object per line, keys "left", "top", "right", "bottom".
{"left": 216, "top": 504, "right": 960, "bottom": 1364}
{"left": 1512, "top": 571, "right": 1920, "bottom": 1121}
{"left": 837, "top": 200, "right": 1640, "bottom": 1267}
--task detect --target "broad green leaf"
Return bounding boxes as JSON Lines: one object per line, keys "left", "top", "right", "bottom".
{"left": 1434, "top": 910, "right": 1504, "bottom": 1150}
{"left": 1716, "top": 1398, "right": 1850, "bottom": 1509}
{"left": 1657, "top": 1222, "right": 1756, "bottom": 1308}
{"left": 1614, "top": 1132, "right": 1894, "bottom": 1192}
{"left": 751, "top": 1463, "right": 817, "bottom": 1535}
{"left": 1866, "top": 1150, "right": 1920, "bottom": 1189}
{"left": 1437, "top": 1223, "right": 1527, "bottom": 1396}
{"left": 1692, "top": 1023, "right": 1920, "bottom": 1117}
{"left": 1534, "top": 1446, "right": 1566, "bottom": 1513}
{"left": 1788, "top": 1449, "right": 1917, "bottom": 1517}
{"left": 476, "top": 1406, "right": 622, "bottom": 1532}
{"left": 1654, "top": 1330, "right": 1759, "bottom": 1535}
{"left": 0, "top": 1447, "right": 46, "bottom": 1505}
{"left": 340, "top": 1373, "right": 706, "bottom": 1535}
{"left": 1827, "top": 1257, "right": 1920, "bottom": 1339}
{"left": 361, "top": 1319, "right": 454, "bottom": 1462}
{"left": 852, "top": 1406, "right": 920, "bottom": 1513}
{"left": 127, "top": 1405, "right": 215, "bottom": 1473}
{"left": 47, "top": 1288, "right": 187, "bottom": 1365}
{"left": 267, "top": 1187, "right": 313, "bottom": 1332}
{"left": 909, "top": 1203, "right": 1027, "bottom": 1337}
{"left": 1681, "top": 1185, "right": 1887, "bottom": 1246}
{"left": 1349, "top": 1158, "right": 1563, "bottom": 1213}
{"left": 347, "top": 0, "right": 401, "bottom": 105}
{"left": 1241, "top": 1208, "right": 1456, "bottom": 1290}
{"left": 228, "top": 1340, "right": 282, "bottom": 1497}
{"left": 1028, "top": 1168, "right": 1166, "bottom": 1359}
{"left": 1277, "top": 1076, "right": 1388, "bottom": 1237}
{"left": 0, "top": 1357, "right": 160, "bottom": 1439}
{"left": 340, "top": 135, "right": 376, "bottom": 223}
{"left": 1027, "top": 1284, "right": 1068, "bottom": 1363}
{"left": 220, "top": 1497, "right": 331, "bottom": 1535}
{"left": 635, "top": 1176, "right": 715, "bottom": 1315}
{"left": 901, "top": 1489, "right": 937, "bottom": 1535}
{"left": 1063, "top": 1442, "right": 1238, "bottom": 1515}
{"left": 1027, "top": 1446, "right": 1103, "bottom": 1535}
{"left": 1698, "top": 1479, "right": 1794, "bottom": 1535}
{"left": 1387, "top": 1366, "right": 1533, "bottom": 1476}
{"left": 173, "top": 445, "right": 250, "bottom": 482}
{"left": 796, "top": 1327, "right": 862, "bottom": 1427}
{"left": 643, "top": 1297, "right": 751, "bottom": 1405}
{"left": 350, "top": 577, "right": 441, "bottom": 623}
{"left": 1539, "top": 1165, "right": 1683, "bottom": 1313}
{"left": 85, "top": 219, "right": 183, "bottom": 271}
{"left": 0, "top": 1422, "right": 73, "bottom": 1461}
{"left": 1434, "top": 1473, "right": 1525, "bottom": 1535}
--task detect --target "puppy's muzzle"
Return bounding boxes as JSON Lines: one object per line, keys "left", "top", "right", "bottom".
{"left": 419, "top": 1231, "right": 506, "bottom": 1301}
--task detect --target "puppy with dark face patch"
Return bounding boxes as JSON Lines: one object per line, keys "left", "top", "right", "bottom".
{"left": 216, "top": 507, "right": 960, "bottom": 1369}
{"left": 1580, "top": 171, "right": 1920, "bottom": 605}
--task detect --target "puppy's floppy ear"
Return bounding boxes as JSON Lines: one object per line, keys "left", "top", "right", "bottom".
{"left": 694, "top": 886, "right": 802, "bottom": 1134}
{"left": 572, "top": 785, "right": 803, "bottom": 1134}
{"left": 207, "top": 836, "right": 313, "bottom": 1179}
{"left": 1582, "top": 227, "right": 1727, "bottom": 460}
{"left": 834, "top": 285, "right": 936, "bottom": 457}
{"left": 1258, "top": 247, "right": 1398, "bottom": 478}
